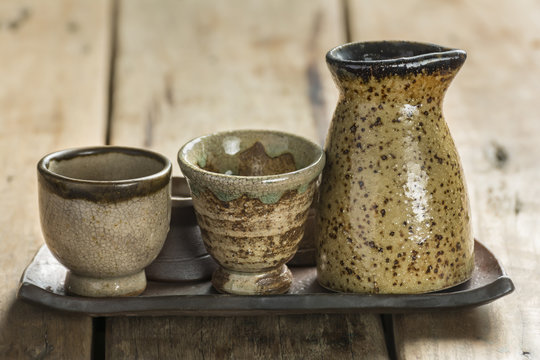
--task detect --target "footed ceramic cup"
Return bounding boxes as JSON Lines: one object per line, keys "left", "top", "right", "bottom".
{"left": 38, "top": 146, "right": 172, "bottom": 297}
{"left": 178, "top": 130, "right": 325, "bottom": 295}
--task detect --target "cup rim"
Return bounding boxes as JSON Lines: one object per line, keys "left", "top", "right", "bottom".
{"left": 177, "top": 129, "right": 325, "bottom": 184}
{"left": 38, "top": 146, "right": 172, "bottom": 185}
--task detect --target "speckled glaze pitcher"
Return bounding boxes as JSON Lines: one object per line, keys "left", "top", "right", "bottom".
{"left": 316, "top": 41, "right": 474, "bottom": 294}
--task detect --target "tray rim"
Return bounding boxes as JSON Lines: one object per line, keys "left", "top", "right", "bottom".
{"left": 17, "top": 240, "right": 515, "bottom": 317}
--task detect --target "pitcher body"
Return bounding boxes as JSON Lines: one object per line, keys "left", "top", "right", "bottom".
{"left": 316, "top": 41, "right": 474, "bottom": 294}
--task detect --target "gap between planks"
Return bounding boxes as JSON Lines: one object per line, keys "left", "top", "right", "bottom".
{"left": 94, "top": 0, "right": 118, "bottom": 357}
{"left": 104, "top": 0, "right": 119, "bottom": 145}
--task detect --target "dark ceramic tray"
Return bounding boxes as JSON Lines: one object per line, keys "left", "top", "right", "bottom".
{"left": 18, "top": 240, "right": 513, "bottom": 316}
{"left": 18, "top": 177, "right": 514, "bottom": 316}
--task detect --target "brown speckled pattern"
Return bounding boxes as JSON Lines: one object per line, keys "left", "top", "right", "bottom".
{"left": 317, "top": 42, "right": 474, "bottom": 294}
{"left": 194, "top": 184, "right": 315, "bottom": 270}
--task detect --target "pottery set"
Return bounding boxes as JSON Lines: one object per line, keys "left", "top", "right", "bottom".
{"left": 37, "top": 41, "right": 475, "bottom": 297}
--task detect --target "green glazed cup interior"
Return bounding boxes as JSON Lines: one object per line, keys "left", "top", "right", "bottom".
{"left": 178, "top": 130, "right": 325, "bottom": 203}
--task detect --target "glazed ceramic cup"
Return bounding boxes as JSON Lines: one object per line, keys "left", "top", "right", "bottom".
{"left": 38, "top": 146, "right": 172, "bottom": 297}
{"left": 178, "top": 130, "right": 325, "bottom": 295}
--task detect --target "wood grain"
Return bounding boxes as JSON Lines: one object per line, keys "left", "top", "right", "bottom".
{"left": 107, "top": 0, "right": 389, "bottom": 358}
{"left": 0, "top": 0, "right": 111, "bottom": 358}
{"left": 109, "top": 0, "right": 342, "bottom": 173}
{"left": 107, "top": 315, "right": 388, "bottom": 360}
{"left": 348, "top": 0, "right": 540, "bottom": 358}
{"left": 276, "top": 314, "right": 388, "bottom": 359}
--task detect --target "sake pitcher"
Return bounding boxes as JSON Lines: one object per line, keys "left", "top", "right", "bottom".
{"left": 316, "top": 41, "right": 474, "bottom": 294}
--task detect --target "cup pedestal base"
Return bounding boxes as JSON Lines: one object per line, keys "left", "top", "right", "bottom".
{"left": 212, "top": 265, "right": 292, "bottom": 295}
{"left": 66, "top": 270, "right": 146, "bottom": 297}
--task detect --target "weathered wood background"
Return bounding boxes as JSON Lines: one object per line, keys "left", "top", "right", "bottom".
{"left": 0, "top": 0, "right": 537, "bottom": 358}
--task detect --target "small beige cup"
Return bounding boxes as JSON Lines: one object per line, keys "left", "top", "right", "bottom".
{"left": 38, "top": 146, "right": 172, "bottom": 297}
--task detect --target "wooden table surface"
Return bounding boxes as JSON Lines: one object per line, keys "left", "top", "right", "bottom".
{"left": 0, "top": 0, "right": 538, "bottom": 359}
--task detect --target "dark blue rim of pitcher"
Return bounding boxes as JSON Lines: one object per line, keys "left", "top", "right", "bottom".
{"left": 326, "top": 41, "right": 466, "bottom": 80}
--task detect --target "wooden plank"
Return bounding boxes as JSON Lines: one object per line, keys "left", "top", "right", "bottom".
{"left": 109, "top": 0, "right": 341, "bottom": 168}
{"left": 107, "top": 0, "right": 389, "bottom": 358}
{"left": 107, "top": 314, "right": 388, "bottom": 359}
{"left": 276, "top": 314, "right": 388, "bottom": 359}
{"left": 349, "top": 0, "right": 540, "bottom": 358}
{"left": 0, "top": 0, "right": 111, "bottom": 358}
{"left": 106, "top": 317, "right": 281, "bottom": 359}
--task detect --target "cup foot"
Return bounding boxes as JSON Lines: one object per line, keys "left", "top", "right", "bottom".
{"left": 66, "top": 270, "right": 146, "bottom": 297}
{"left": 212, "top": 265, "right": 293, "bottom": 295}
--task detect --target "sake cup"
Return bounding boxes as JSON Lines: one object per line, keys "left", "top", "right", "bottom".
{"left": 37, "top": 146, "right": 172, "bottom": 297}
{"left": 178, "top": 130, "right": 325, "bottom": 295}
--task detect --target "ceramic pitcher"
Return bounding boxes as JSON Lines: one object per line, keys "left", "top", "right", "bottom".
{"left": 316, "top": 41, "right": 474, "bottom": 294}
